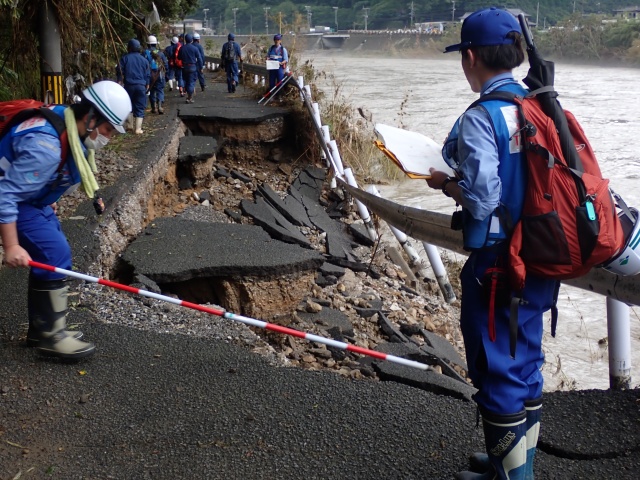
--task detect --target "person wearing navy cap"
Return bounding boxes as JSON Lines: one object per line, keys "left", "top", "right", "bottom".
{"left": 220, "top": 33, "right": 242, "bottom": 93}
{"left": 426, "top": 8, "right": 557, "bottom": 480}
{"left": 266, "top": 33, "right": 288, "bottom": 92}
{"left": 178, "top": 33, "right": 203, "bottom": 103}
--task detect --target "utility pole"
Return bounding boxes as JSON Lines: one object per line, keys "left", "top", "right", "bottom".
{"left": 410, "top": 1, "right": 414, "bottom": 28}
{"left": 39, "top": 1, "right": 63, "bottom": 103}
{"left": 333, "top": 6, "right": 339, "bottom": 32}
{"left": 264, "top": 6, "right": 270, "bottom": 35}
{"left": 536, "top": 2, "right": 539, "bottom": 28}
{"left": 232, "top": 8, "right": 238, "bottom": 33}
{"left": 279, "top": 12, "right": 282, "bottom": 34}
{"left": 363, "top": 7, "right": 369, "bottom": 31}
{"left": 451, "top": 1, "right": 456, "bottom": 23}
{"left": 305, "top": 6, "right": 312, "bottom": 30}
{"left": 203, "top": 8, "right": 209, "bottom": 30}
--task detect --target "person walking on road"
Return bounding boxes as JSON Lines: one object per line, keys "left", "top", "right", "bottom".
{"left": 0, "top": 81, "right": 132, "bottom": 359}
{"left": 193, "top": 33, "right": 206, "bottom": 92}
{"left": 144, "top": 35, "right": 168, "bottom": 114}
{"left": 266, "top": 34, "right": 288, "bottom": 91}
{"left": 164, "top": 36, "right": 179, "bottom": 92}
{"left": 425, "top": 8, "right": 557, "bottom": 480}
{"left": 178, "top": 33, "right": 203, "bottom": 104}
{"left": 117, "top": 38, "right": 150, "bottom": 134}
{"left": 174, "top": 33, "right": 185, "bottom": 97}
{"left": 220, "top": 33, "right": 242, "bottom": 94}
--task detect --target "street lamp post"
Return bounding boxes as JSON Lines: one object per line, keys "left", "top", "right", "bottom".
{"left": 232, "top": 8, "right": 238, "bottom": 33}
{"left": 305, "top": 6, "right": 312, "bottom": 31}
{"left": 333, "top": 6, "right": 339, "bottom": 32}
{"left": 264, "top": 6, "right": 270, "bottom": 35}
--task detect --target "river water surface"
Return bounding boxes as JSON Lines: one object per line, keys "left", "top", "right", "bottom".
{"left": 304, "top": 53, "right": 640, "bottom": 391}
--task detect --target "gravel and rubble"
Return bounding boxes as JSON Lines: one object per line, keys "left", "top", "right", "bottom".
{"left": 50, "top": 121, "right": 468, "bottom": 388}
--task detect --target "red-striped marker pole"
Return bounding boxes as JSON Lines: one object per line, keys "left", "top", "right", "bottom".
{"left": 29, "top": 261, "right": 432, "bottom": 371}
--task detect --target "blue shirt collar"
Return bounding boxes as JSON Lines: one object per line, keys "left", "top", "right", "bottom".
{"left": 481, "top": 72, "right": 517, "bottom": 95}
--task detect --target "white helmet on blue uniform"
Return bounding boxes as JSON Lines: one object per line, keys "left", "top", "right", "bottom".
{"left": 82, "top": 81, "right": 132, "bottom": 134}
{"left": 193, "top": 33, "right": 201, "bottom": 40}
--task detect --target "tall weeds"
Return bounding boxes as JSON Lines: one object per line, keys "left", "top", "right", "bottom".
{"left": 300, "top": 62, "right": 403, "bottom": 184}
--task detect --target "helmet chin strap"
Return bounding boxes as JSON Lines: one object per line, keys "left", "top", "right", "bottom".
{"left": 82, "top": 107, "right": 97, "bottom": 140}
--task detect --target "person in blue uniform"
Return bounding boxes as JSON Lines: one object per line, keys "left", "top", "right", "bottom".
{"left": 164, "top": 37, "right": 179, "bottom": 91}
{"left": 266, "top": 34, "right": 288, "bottom": 90}
{"left": 117, "top": 38, "right": 150, "bottom": 134}
{"left": 192, "top": 33, "right": 206, "bottom": 92}
{"left": 144, "top": 35, "right": 169, "bottom": 114}
{"left": 0, "top": 81, "right": 132, "bottom": 359}
{"left": 425, "top": 8, "right": 557, "bottom": 480}
{"left": 220, "top": 33, "right": 242, "bottom": 93}
{"left": 177, "top": 33, "right": 203, "bottom": 104}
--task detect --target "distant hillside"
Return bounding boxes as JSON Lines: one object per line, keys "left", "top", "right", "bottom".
{"left": 193, "top": 1, "right": 622, "bottom": 34}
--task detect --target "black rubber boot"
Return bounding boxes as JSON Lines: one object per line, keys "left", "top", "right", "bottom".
{"left": 27, "top": 274, "right": 84, "bottom": 346}
{"left": 27, "top": 277, "right": 95, "bottom": 360}
{"left": 158, "top": 101, "right": 164, "bottom": 114}
{"left": 455, "top": 409, "right": 527, "bottom": 480}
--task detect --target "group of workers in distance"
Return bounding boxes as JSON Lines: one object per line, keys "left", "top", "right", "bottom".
{"left": 116, "top": 32, "right": 206, "bottom": 135}
{"left": 116, "top": 32, "right": 290, "bottom": 133}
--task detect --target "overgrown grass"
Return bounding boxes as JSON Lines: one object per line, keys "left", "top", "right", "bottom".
{"left": 296, "top": 60, "right": 404, "bottom": 185}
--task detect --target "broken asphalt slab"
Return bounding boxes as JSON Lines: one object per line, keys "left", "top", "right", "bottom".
{"left": 120, "top": 217, "right": 324, "bottom": 283}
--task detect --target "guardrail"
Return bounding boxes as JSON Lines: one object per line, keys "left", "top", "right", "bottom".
{"left": 204, "top": 56, "right": 267, "bottom": 78}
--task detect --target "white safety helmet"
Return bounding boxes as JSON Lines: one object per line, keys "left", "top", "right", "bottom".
{"left": 603, "top": 207, "right": 640, "bottom": 276}
{"left": 82, "top": 81, "right": 132, "bottom": 134}
{"left": 193, "top": 33, "right": 201, "bottom": 40}
{"left": 147, "top": 35, "right": 157, "bottom": 45}
{"left": 171, "top": 36, "right": 179, "bottom": 45}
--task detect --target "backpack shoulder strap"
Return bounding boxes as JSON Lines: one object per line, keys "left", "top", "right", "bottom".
{"left": 467, "top": 90, "right": 519, "bottom": 110}
{"left": 0, "top": 106, "right": 68, "bottom": 172}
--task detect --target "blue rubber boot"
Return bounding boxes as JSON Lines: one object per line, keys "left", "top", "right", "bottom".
{"left": 524, "top": 397, "right": 542, "bottom": 480}
{"left": 455, "top": 409, "right": 527, "bottom": 480}
{"left": 465, "top": 399, "right": 542, "bottom": 478}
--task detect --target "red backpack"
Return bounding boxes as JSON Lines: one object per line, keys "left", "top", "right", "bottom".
{"left": 472, "top": 91, "right": 625, "bottom": 292}
{"left": 174, "top": 42, "right": 183, "bottom": 68}
{"left": 0, "top": 99, "right": 69, "bottom": 166}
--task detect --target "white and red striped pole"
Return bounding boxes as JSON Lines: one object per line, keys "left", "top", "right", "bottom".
{"left": 29, "top": 261, "right": 431, "bottom": 371}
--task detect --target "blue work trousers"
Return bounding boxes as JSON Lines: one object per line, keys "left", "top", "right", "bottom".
{"left": 269, "top": 68, "right": 285, "bottom": 89}
{"left": 149, "top": 70, "right": 166, "bottom": 104}
{"left": 197, "top": 68, "right": 206, "bottom": 88}
{"left": 183, "top": 66, "right": 197, "bottom": 95}
{"left": 459, "top": 248, "right": 556, "bottom": 416}
{"left": 17, "top": 204, "right": 71, "bottom": 282}
{"left": 125, "top": 83, "right": 147, "bottom": 118}
{"left": 225, "top": 62, "right": 239, "bottom": 92}
{"left": 176, "top": 68, "right": 184, "bottom": 90}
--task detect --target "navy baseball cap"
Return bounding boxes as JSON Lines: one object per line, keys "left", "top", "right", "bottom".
{"left": 444, "top": 7, "right": 521, "bottom": 53}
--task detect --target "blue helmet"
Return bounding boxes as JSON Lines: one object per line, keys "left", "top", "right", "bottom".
{"left": 228, "top": 33, "right": 235, "bottom": 40}
{"left": 127, "top": 38, "right": 141, "bottom": 52}
{"left": 185, "top": 33, "right": 193, "bottom": 43}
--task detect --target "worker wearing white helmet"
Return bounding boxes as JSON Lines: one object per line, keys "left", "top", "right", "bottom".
{"left": 192, "top": 32, "right": 206, "bottom": 92}
{"left": 144, "top": 35, "right": 169, "bottom": 114}
{"left": 0, "top": 80, "right": 132, "bottom": 359}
